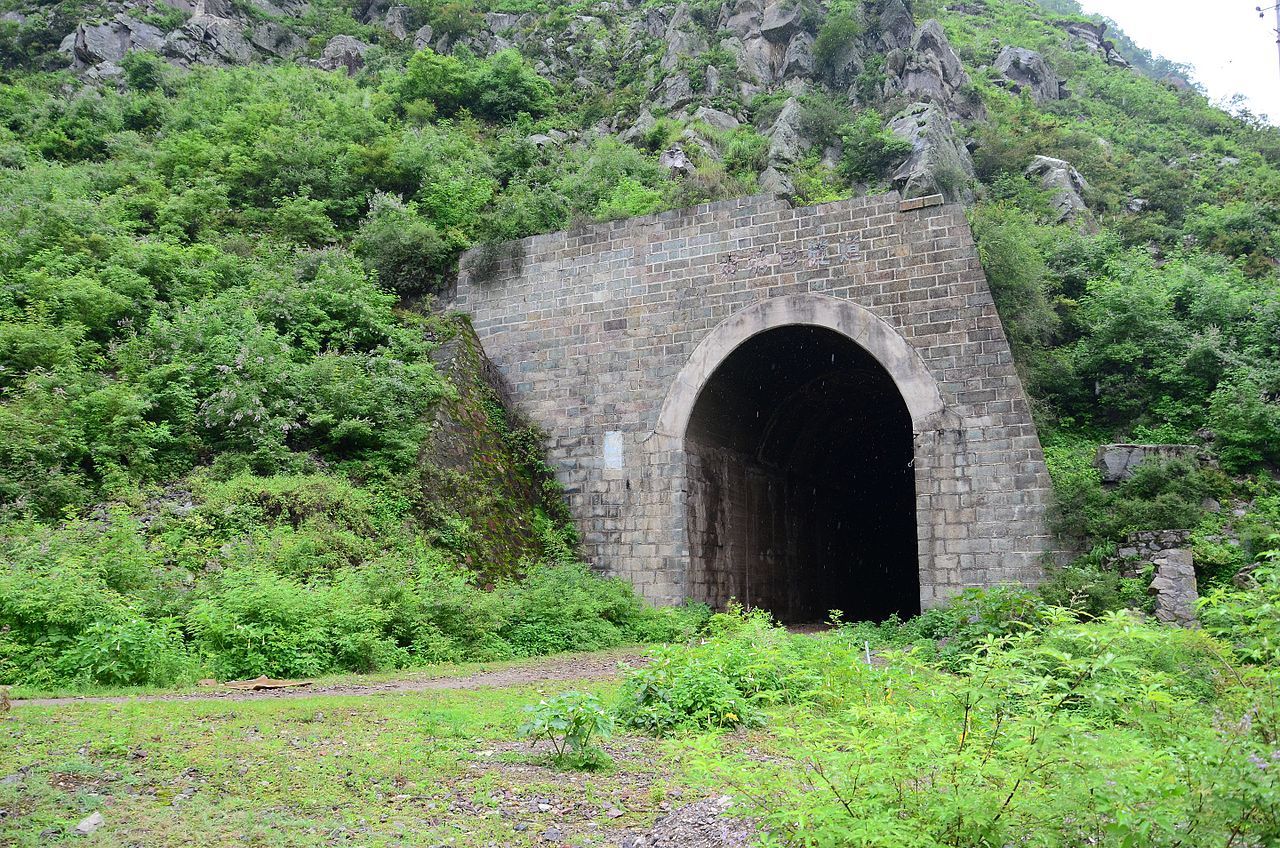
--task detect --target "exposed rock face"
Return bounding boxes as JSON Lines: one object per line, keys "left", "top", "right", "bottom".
{"left": 164, "top": 13, "right": 256, "bottom": 65}
{"left": 1058, "top": 20, "right": 1130, "bottom": 68}
{"left": 885, "top": 19, "right": 983, "bottom": 120}
{"left": 877, "top": 0, "right": 915, "bottom": 50}
{"left": 659, "top": 145, "right": 694, "bottom": 175}
{"left": 761, "top": 0, "right": 811, "bottom": 42}
{"left": 655, "top": 71, "right": 695, "bottom": 110}
{"left": 715, "top": 0, "right": 818, "bottom": 95}
{"left": 313, "top": 34, "right": 369, "bottom": 74}
{"left": 249, "top": 21, "right": 305, "bottom": 57}
{"left": 1025, "top": 155, "right": 1094, "bottom": 230}
{"left": 887, "top": 101, "right": 975, "bottom": 203}
{"left": 765, "top": 96, "right": 810, "bottom": 165}
{"left": 691, "top": 106, "right": 741, "bottom": 132}
{"left": 1150, "top": 548, "right": 1199, "bottom": 627}
{"left": 660, "top": 3, "right": 707, "bottom": 72}
{"left": 1093, "top": 444, "right": 1204, "bottom": 484}
{"left": 383, "top": 5, "right": 410, "bottom": 40}
{"left": 994, "top": 46, "right": 1061, "bottom": 103}
{"left": 66, "top": 15, "right": 165, "bottom": 68}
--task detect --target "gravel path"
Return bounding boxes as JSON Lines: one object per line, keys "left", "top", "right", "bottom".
{"left": 10, "top": 650, "right": 647, "bottom": 708}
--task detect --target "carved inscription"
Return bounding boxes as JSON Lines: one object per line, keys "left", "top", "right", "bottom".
{"left": 717, "top": 238, "right": 862, "bottom": 281}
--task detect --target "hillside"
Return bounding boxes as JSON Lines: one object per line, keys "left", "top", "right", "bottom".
{"left": 0, "top": 0, "right": 1278, "bottom": 689}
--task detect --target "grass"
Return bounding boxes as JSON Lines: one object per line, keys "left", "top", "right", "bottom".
{"left": 0, "top": 662, "right": 692, "bottom": 846}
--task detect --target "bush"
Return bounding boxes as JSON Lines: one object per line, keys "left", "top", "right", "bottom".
{"left": 397, "top": 48, "right": 553, "bottom": 122}
{"left": 517, "top": 690, "right": 614, "bottom": 770}
{"left": 1200, "top": 553, "right": 1280, "bottom": 665}
{"left": 616, "top": 608, "right": 815, "bottom": 734}
{"left": 691, "top": 612, "right": 1274, "bottom": 848}
{"left": 838, "top": 110, "right": 911, "bottom": 182}
{"left": 58, "top": 618, "right": 191, "bottom": 687}
{"left": 352, "top": 193, "right": 454, "bottom": 295}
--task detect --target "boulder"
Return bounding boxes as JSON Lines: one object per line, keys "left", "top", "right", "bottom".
{"left": 659, "top": 145, "right": 694, "bottom": 176}
{"left": 69, "top": 15, "right": 165, "bottom": 68}
{"left": 412, "top": 24, "right": 433, "bottom": 49}
{"left": 765, "top": 96, "right": 809, "bottom": 165}
{"left": 761, "top": 0, "right": 811, "bottom": 43}
{"left": 654, "top": 72, "right": 695, "bottom": 111}
{"left": 163, "top": 14, "right": 255, "bottom": 65}
{"left": 484, "top": 12, "right": 522, "bottom": 32}
{"left": 314, "top": 34, "right": 369, "bottom": 74}
{"left": 887, "top": 19, "right": 983, "bottom": 120}
{"left": 249, "top": 21, "right": 305, "bottom": 57}
{"left": 1093, "top": 444, "right": 1203, "bottom": 484}
{"left": 691, "top": 106, "right": 741, "bottom": 132}
{"left": 1025, "top": 155, "right": 1094, "bottom": 230}
{"left": 877, "top": 0, "right": 915, "bottom": 50}
{"left": 620, "top": 108, "right": 657, "bottom": 144}
{"left": 781, "top": 30, "right": 815, "bottom": 79}
{"left": 758, "top": 165, "right": 794, "bottom": 195}
{"left": 384, "top": 5, "right": 411, "bottom": 40}
{"left": 723, "top": 0, "right": 763, "bottom": 41}
{"left": 887, "top": 101, "right": 975, "bottom": 203}
{"left": 660, "top": 3, "right": 707, "bottom": 72}
{"left": 733, "top": 34, "right": 776, "bottom": 86}
{"left": 994, "top": 46, "right": 1061, "bottom": 103}
{"left": 1058, "top": 20, "right": 1130, "bottom": 68}
{"left": 75, "top": 813, "right": 105, "bottom": 836}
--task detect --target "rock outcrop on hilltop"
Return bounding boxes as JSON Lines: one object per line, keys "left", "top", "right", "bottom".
{"left": 18, "top": 0, "right": 1156, "bottom": 219}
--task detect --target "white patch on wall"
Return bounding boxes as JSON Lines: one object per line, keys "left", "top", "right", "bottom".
{"left": 603, "top": 430, "right": 625, "bottom": 469}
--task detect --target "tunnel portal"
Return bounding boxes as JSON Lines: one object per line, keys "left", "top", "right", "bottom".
{"left": 455, "top": 193, "right": 1058, "bottom": 612}
{"left": 684, "top": 325, "right": 920, "bottom": 623}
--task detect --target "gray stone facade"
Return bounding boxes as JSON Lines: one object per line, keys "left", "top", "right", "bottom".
{"left": 454, "top": 192, "right": 1056, "bottom": 611}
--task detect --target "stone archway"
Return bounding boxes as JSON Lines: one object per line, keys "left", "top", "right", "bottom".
{"left": 654, "top": 294, "right": 947, "bottom": 440}
{"left": 652, "top": 294, "right": 949, "bottom": 621}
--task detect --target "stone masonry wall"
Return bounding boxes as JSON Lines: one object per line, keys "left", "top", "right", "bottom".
{"left": 453, "top": 192, "right": 1056, "bottom": 609}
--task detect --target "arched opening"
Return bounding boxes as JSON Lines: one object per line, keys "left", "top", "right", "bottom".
{"left": 683, "top": 325, "right": 919, "bottom": 623}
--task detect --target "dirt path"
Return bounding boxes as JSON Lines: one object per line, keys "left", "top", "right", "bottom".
{"left": 11, "top": 650, "right": 647, "bottom": 708}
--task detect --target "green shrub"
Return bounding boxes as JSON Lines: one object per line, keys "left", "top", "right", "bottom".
{"left": 58, "top": 617, "right": 191, "bottom": 687}
{"left": 616, "top": 608, "right": 815, "bottom": 734}
{"left": 838, "top": 110, "right": 911, "bottom": 182}
{"left": 517, "top": 690, "right": 614, "bottom": 770}
{"left": 352, "top": 193, "right": 454, "bottom": 295}
{"left": 1200, "top": 553, "right": 1280, "bottom": 666}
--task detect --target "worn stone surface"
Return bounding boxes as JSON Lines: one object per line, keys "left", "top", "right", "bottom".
{"left": 888, "top": 102, "right": 976, "bottom": 203}
{"left": 1094, "top": 443, "right": 1202, "bottom": 484}
{"left": 1025, "top": 155, "right": 1094, "bottom": 230}
{"left": 886, "top": 19, "right": 984, "bottom": 120}
{"left": 454, "top": 192, "right": 1055, "bottom": 609}
{"left": 313, "top": 34, "right": 369, "bottom": 74}
{"left": 994, "top": 46, "right": 1061, "bottom": 103}
{"left": 1150, "top": 547, "right": 1199, "bottom": 626}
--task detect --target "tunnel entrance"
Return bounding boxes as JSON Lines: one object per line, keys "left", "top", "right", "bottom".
{"left": 683, "top": 325, "right": 919, "bottom": 623}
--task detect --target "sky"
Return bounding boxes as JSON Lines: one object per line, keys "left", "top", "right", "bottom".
{"left": 1077, "top": 0, "right": 1280, "bottom": 121}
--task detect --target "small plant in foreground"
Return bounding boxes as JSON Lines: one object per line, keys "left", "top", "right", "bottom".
{"left": 517, "top": 690, "right": 614, "bottom": 770}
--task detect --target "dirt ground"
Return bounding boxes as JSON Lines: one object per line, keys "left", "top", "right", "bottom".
{"left": 11, "top": 651, "right": 649, "bottom": 708}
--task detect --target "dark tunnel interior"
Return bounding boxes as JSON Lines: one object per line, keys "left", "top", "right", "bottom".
{"left": 684, "top": 325, "right": 920, "bottom": 623}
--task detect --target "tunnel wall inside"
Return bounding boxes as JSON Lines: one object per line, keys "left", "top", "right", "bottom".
{"left": 454, "top": 192, "right": 1058, "bottom": 611}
